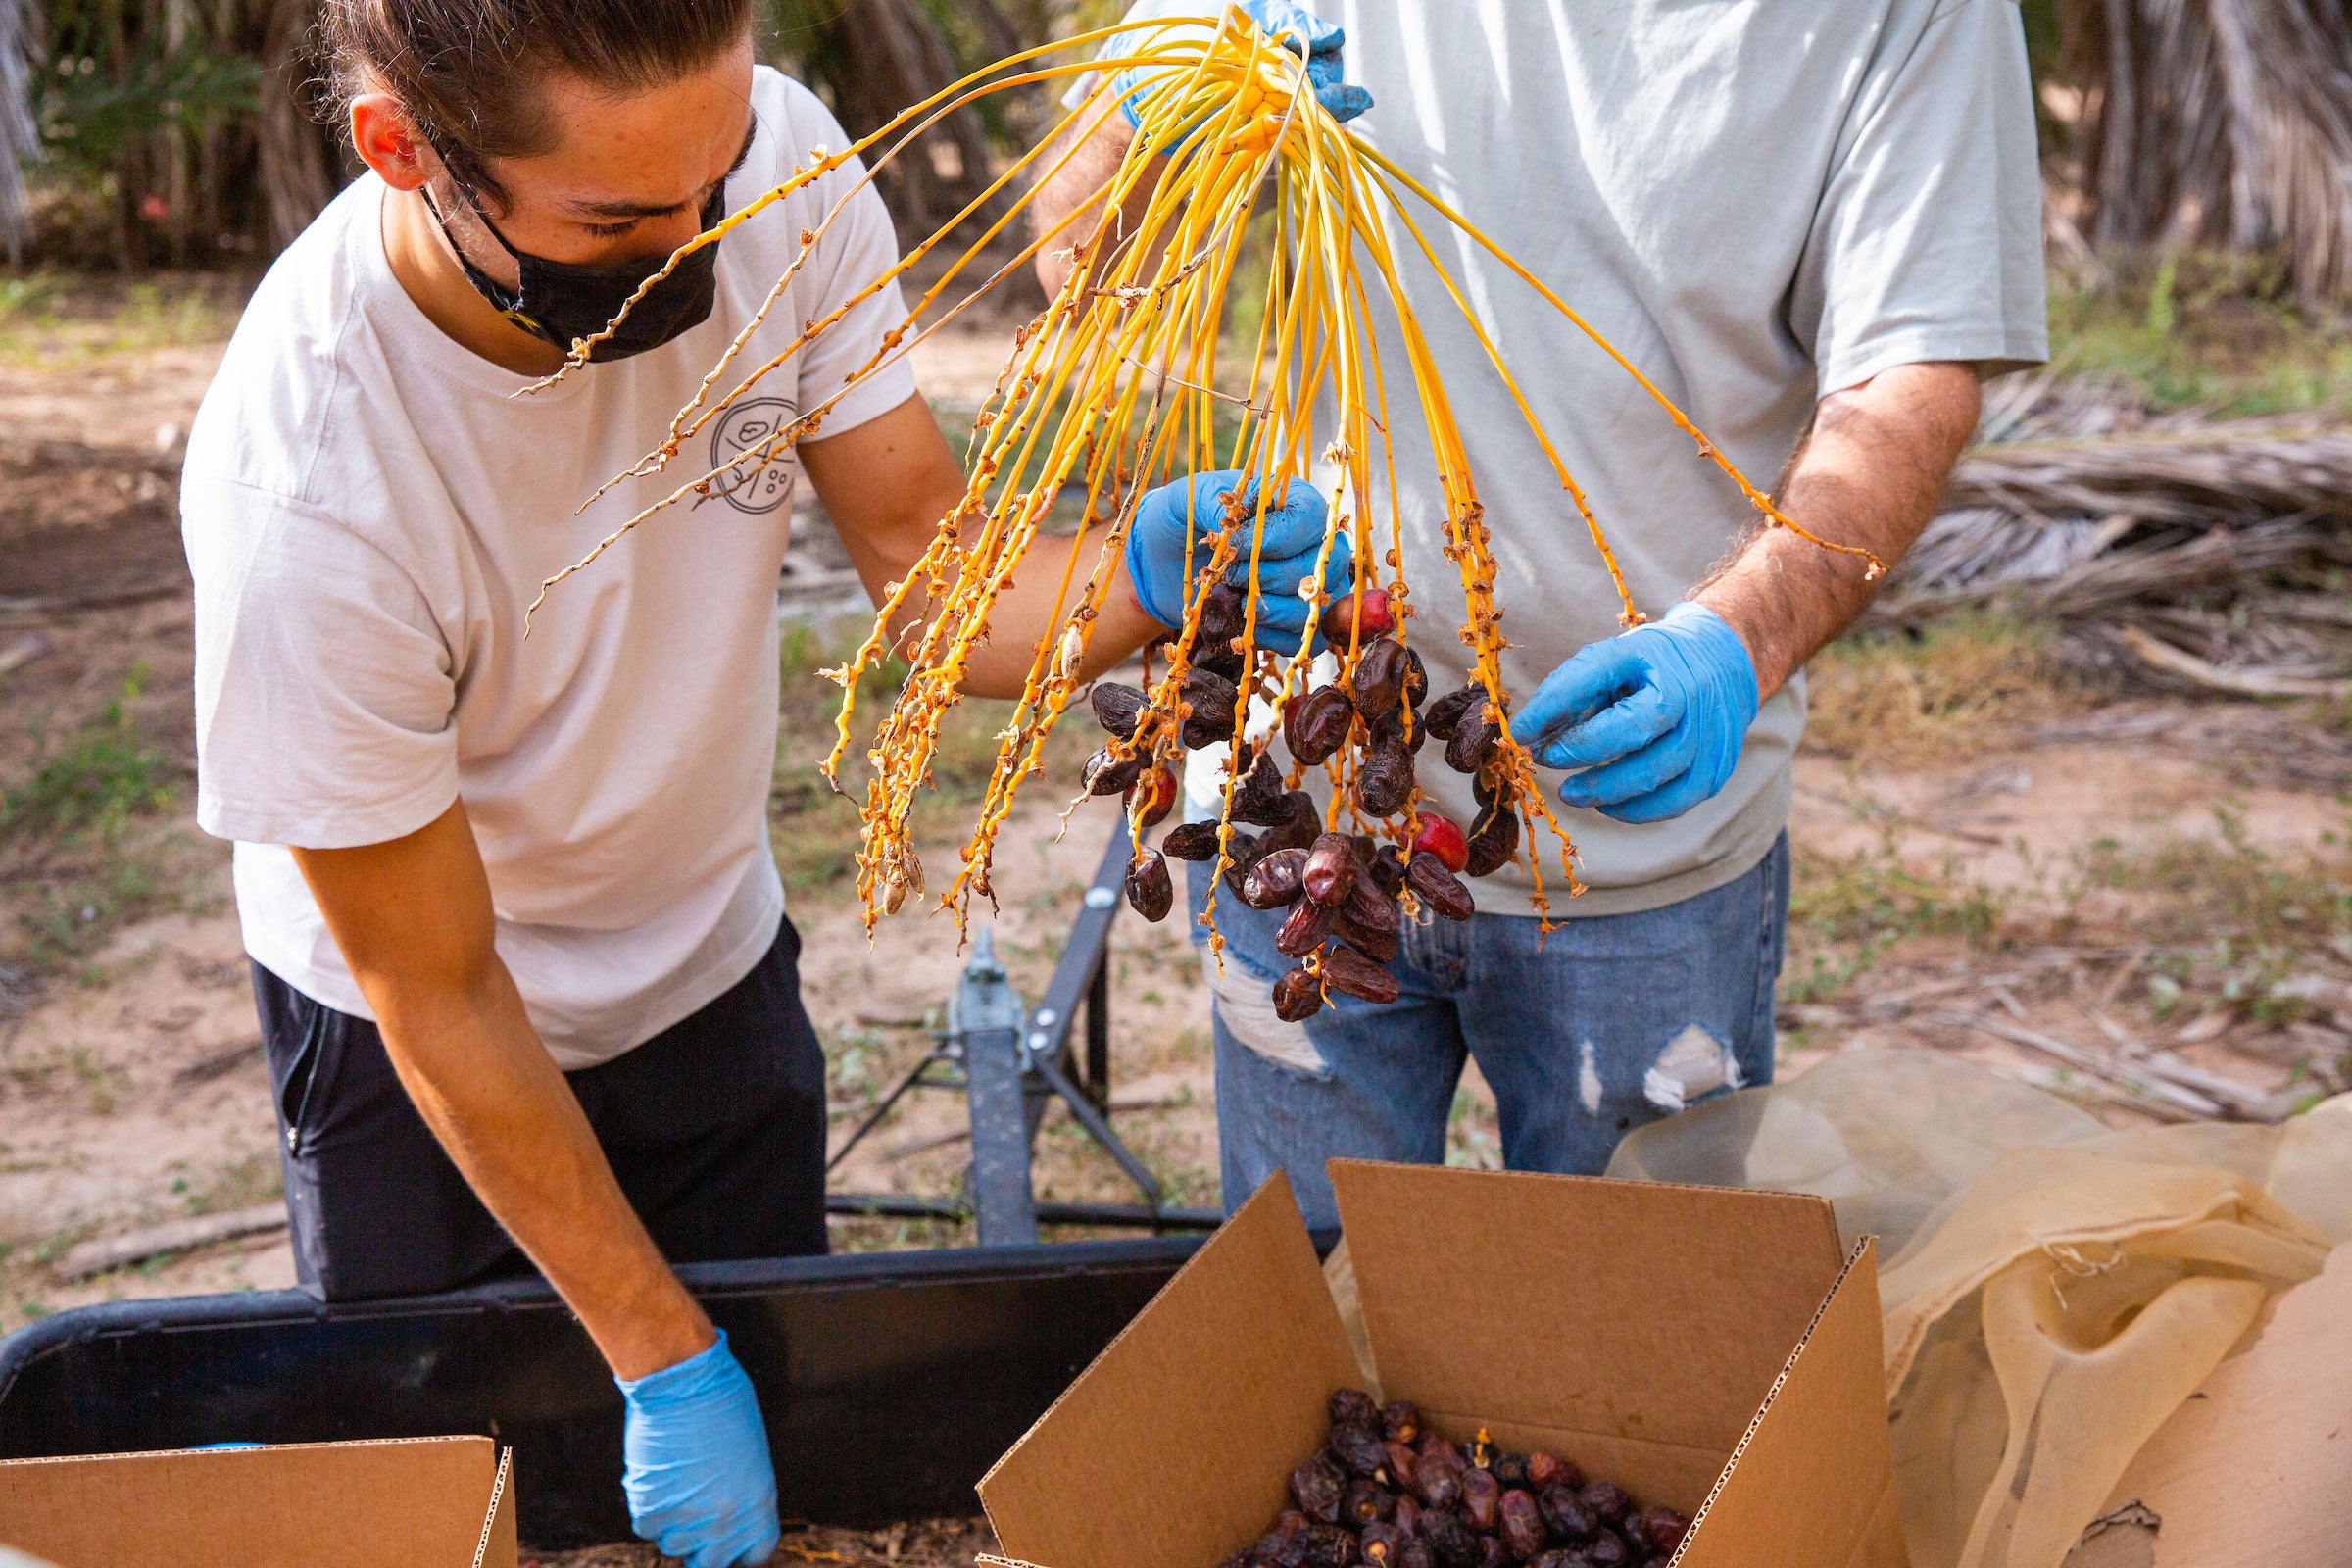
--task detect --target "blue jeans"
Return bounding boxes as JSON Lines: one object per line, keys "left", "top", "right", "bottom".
{"left": 1187, "top": 834, "right": 1788, "bottom": 1230}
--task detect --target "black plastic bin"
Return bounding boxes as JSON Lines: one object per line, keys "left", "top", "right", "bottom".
{"left": 0, "top": 1237, "right": 1203, "bottom": 1549}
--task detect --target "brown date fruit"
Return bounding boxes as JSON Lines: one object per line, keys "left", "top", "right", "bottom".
{"left": 1575, "top": 1484, "right": 1630, "bottom": 1528}
{"left": 1524, "top": 1453, "right": 1581, "bottom": 1492}
{"left": 1416, "top": 1430, "right": 1465, "bottom": 1469}
{"left": 1536, "top": 1487, "right": 1593, "bottom": 1544}
{"left": 1583, "top": 1531, "right": 1627, "bottom": 1568}
{"left": 1446, "top": 704, "right": 1501, "bottom": 775}
{"left": 1383, "top": 1401, "right": 1424, "bottom": 1446}
{"left": 1402, "top": 647, "right": 1428, "bottom": 710}
{"left": 1526, "top": 1553, "right": 1582, "bottom": 1568}
{"left": 1461, "top": 1467, "right": 1500, "bottom": 1533}
{"left": 1395, "top": 1540, "right": 1434, "bottom": 1568}
{"left": 1277, "top": 899, "right": 1339, "bottom": 958}
{"left": 1422, "top": 685, "right": 1482, "bottom": 741}
{"left": 1350, "top": 637, "right": 1414, "bottom": 718}
{"left": 1418, "top": 1512, "right": 1480, "bottom": 1568}
{"left": 1322, "top": 944, "right": 1399, "bottom": 1004}
{"left": 1344, "top": 875, "right": 1401, "bottom": 935}
{"left": 1182, "top": 667, "right": 1241, "bottom": 749}
{"left": 1331, "top": 1388, "right": 1382, "bottom": 1429}
{"left": 1381, "top": 1441, "right": 1419, "bottom": 1496}
{"left": 1406, "top": 854, "right": 1476, "bottom": 922}
{"left": 1124, "top": 850, "right": 1173, "bottom": 922}
{"left": 1330, "top": 1422, "right": 1391, "bottom": 1480}
{"left": 1344, "top": 1478, "right": 1396, "bottom": 1526}
{"left": 1628, "top": 1508, "right": 1688, "bottom": 1558}
{"left": 1301, "top": 1526, "right": 1360, "bottom": 1568}
{"left": 1224, "top": 830, "right": 1268, "bottom": 876}
{"left": 1090, "top": 681, "right": 1145, "bottom": 740}
{"left": 1464, "top": 806, "right": 1520, "bottom": 878}
{"left": 1160, "top": 820, "right": 1223, "bottom": 861}
{"left": 1371, "top": 703, "right": 1428, "bottom": 758}
{"left": 1251, "top": 1538, "right": 1302, "bottom": 1568}
{"left": 1304, "top": 833, "right": 1361, "bottom": 906}
{"left": 1284, "top": 685, "right": 1356, "bottom": 766}
{"left": 1260, "top": 791, "right": 1323, "bottom": 854}
{"left": 1413, "top": 1461, "right": 1461, "bottom": 1513}
{"left": 1273, "top": 1512, "right": 1312, "bottom": 1541}
{"left": 1359, "top": 1524, "right": 1404, "bottom": 1568}
{"left": 1492, "top": 1452, "right": 1531, "bottom": 1491}
{"left": 1233, "top": 750, "right": 1291, "bottom": 826}
{"left": 1356, "top": 735, "right": 1416, "bottom": 817}
{"left": 1335, "top": 917, "right": 1399, "bottom": 966}
{"left": 1198, "top": 582, "right": 1249, "bottom": 649}
{"left": 1243, "top": 848, "right": 1311, "bottom": 909}
{"left": 1370, "top": 845, "right": 1408, "bottom": 898}
{"left": 1083, "top": 747, "right": 1143, "bottom": 797}
{"left": 1272, "top": 964, "right": 1325, "bottom": 1022}
{"left": 1476, "top": 1541, "right": 1507, "bottom": 1568}
{"left": 1292, "top": 1453, "right": 1347, "bottom": 1524}
{"left": 1496, "top": 1491, "right": 1545, "bottom": 1561}
{"left": 1196, "top": 642, "right": 1247, "bottom": 683}
{"left": 1318, "top": 586, "right": 1396, "bottom": 647}
{"left": 1391, "top": 1495, "right": 1421, "bottom": 1538}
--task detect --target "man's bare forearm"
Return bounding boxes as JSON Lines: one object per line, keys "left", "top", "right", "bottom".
{"left": 1030, "top": 110, "right": 1156, "bottom": 299}
{"left": 293, "top": 805, "right": 712, "bottom": 1381}
{"left": 1693, "top": 362, "right": 1981, "bottom": 701}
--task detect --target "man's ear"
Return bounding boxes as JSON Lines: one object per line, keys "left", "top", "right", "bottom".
{"left": 351, "top": 92, "right": 434, "bottom": 192}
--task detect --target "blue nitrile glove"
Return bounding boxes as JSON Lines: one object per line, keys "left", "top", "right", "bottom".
{"left": 1127, "top": 471, "right": 1352, "bottom": 656}
{"left": 1111, "top": 2, "right": 1373, "bottom": 132}
{"left": 1508, "top": 602, "right": 1760, "bottom": 825}
{"left": 617, "top": 1330, "right": 779, "bottom": 1568}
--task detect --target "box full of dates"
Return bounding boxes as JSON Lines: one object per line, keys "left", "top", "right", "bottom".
{"left": 980, "top": 1161, "right": 1903, "bottom": 1568}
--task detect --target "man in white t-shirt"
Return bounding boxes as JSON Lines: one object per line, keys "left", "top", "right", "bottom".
{"left": 1034, "top": 0, "right": 2047, "bottom": 1227}
{"left": 183, "top": 2, "right": 1347, "bottom": 1560}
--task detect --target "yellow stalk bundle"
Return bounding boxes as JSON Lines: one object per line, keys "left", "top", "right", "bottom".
{"left": 527, "top": 7, "right": 1871, "bottom": 965}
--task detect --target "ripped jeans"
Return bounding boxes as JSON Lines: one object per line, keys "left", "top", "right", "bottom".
{"left": 1188, "top": 834, "right": 1788, "bottom": 1230}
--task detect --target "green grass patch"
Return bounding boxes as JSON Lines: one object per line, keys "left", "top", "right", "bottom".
{"left": 2045, "top": 252, "right": 2352, "bottom": 417}
{"left": 1781, "top": 837, "right": 2008, "bottom": 1007}
{"left": 1803, "top": 612, "right": 2078, "bottom": 768}
{"left": 0, "top": 270, "right": 246, "bottom": 368}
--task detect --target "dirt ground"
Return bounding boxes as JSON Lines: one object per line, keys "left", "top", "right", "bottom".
{"left": 1, "top": 278, "right": 2346, "bottom": 1341}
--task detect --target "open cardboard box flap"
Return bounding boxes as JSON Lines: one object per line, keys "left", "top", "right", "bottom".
{"left": 0, "top": 1434, "right": 515, "bottom": 1568}
{"left": 982, "top": 1164, "right": 1905, "bottom": 1568}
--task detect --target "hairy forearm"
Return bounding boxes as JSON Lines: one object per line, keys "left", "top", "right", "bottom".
{"left": 1693, "top": 361, "right": 1981, "bottom": 701}
{"left": 1030, "top": 112, "right": 1157, "bottom": 299}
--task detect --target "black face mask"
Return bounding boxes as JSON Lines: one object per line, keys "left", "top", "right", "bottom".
{"left": 424, "top": 179, "right": 726, "bottom": 363}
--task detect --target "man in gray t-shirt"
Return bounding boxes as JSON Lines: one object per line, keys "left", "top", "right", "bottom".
{"left": 1035, "top": 0, "right": 2047, "bottom": 1226}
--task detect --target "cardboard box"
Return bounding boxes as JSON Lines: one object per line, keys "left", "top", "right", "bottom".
{"left": 981, "top": 1162, "right": 1905, "bottom": 1568}
{"left": 0, "top": 1434, "right": 514, "bottom": 1568}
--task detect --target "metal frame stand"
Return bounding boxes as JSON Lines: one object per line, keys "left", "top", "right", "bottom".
{"left": 825, "top": 821, "right": 1222, "bottom": 1241}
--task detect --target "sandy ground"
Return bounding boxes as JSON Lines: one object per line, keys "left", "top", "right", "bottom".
{"left": 0, "top": 297, "right": 2344, "bottom": 1336}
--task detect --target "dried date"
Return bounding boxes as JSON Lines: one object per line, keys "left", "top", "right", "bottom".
{"left": 1446, "top": 703, "right": 1501, "bottom": 775}
{"left": 1344, "top": 876, "right": 1401, "bottom": 935}
{"left": 1381, "top": 1441, "right": 1419, "bottom": 1496}
{"left": 1330, "top": 1423, "right": 1392, "bottom": 1480}
{"left": 1496, "top": 1490, "right": 1545, "bottom": 1560}
{"left": 1536, "top": 1487, "right": 1593, "bottom": 1544}
{"left": 1124, "top": 850, "right": 1172, "bottom": 922}
{"left": 1304, "top": 833, "right": 1361, "bottom": 906}
{"left": 1284, "top": 685, "right": 1356, "bottom": 765}
{"left": 1198, "top": 581, "right": 1248, "bottom": 650}
{"left": 1461, "top": 1466, "right": 1500, "bottom": 1532}
{"left": 1272, "top": 964, "right": 1326, "bottom": 1022}
{"left": 1625, "top": 1507, "right": 1688, "bottom": 1558}
{"left": 1382, "top": 1402, "right": 1424, "bottom": 1446}
{"left": 1083, "top": 747, "right": 1143, "bottom": 797}
{"left": 1422, "top": 685, "right": 1482, "bottom": 741}
{"left": 1330, "top": 1389, "right": 1382, "bottom": 1430}
{"left": 1293, "top": 1453, "right": 1348, "bottom": 1524}
{"left": 1491, "top": 1452, "right": 1530, "bottom": 1491}
{"left": 1277, "top": 899, "right": 1339, "bottom": 958}
{"left": 1321, "top": 944, "right": 1399, "bottom": 1004}
{"left": 1233, "top": 750, "right": 1291, "bottom": 826}
{"left": 1334, "top": 918, "right": 1398, "bottom": 966}
{"left": 1349, "top": 638, "right": 1414, "bottom": 718}
{"left": 1090, "top": 681, "right": 1145, "bottom": 740}
{"left": 1464, "top": 805, "right": 1519, "bottom": 878}
{"left": 1343, "top": 1478, "right": 1396, "bottom": 1526}
{"left": 1161, "top": 820, "right": 1223, "bottom": 861}
{"left": 1575, "top": 1483, "right": 1631, "bottom": 1528}
{"left": 1525, "top": 1453, "right": 1581, "bottom": 1492}
{"left": 1243, "top": 848, "right": 1311, "bottom": 909}
{"left": 1582, "top": 1531, "right": 1627, "bottom": 1568}
{"left": 1369, "top": 845, "right": 1408, "bottom": 898}
{"left": 1406, "top": 854, "right": 1475, "bottom": 921}
{"left": 1418, "top": 1512, "right": 1480, "bottom": 1568}
{"left": 1356, "top": 735, "right": 1416, "bottom": 817}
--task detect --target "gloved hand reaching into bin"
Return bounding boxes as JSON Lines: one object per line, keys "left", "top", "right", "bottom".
{"left": 618, "top": 1329, "right": 780, "bottom": 1568}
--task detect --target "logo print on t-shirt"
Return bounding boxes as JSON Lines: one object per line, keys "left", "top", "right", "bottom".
{"left": 707, "top": 397, "right": 800, "bottom": 514}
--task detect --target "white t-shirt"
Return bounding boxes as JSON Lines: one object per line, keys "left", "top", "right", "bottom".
{"left": 183, "top": 67, "right": 915, "bottom": 1068}
{"left": 1117, "top": 0, "right": 2048, "bottom": 914}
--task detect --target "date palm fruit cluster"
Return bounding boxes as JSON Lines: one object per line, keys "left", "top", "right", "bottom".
{"left": 1087, "top": 579, "right": 1517, "bottom": 1019}
{"left": 1239, "top": 1392, "right": 1691, "bottom": 1568}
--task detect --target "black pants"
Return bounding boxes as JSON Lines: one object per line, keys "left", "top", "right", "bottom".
{"left": 253, "top": 918, "right": 829, "bottom": 1301}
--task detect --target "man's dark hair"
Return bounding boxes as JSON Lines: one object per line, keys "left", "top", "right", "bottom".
{"left": 319, "top": 0, "right": 752, "bottom": 210}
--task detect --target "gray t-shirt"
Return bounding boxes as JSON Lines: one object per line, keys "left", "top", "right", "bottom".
{"left": 1114, "top": 0, "right": 2047, "bottom": 915}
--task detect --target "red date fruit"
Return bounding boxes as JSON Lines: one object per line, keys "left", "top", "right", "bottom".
{"left": 1525, "top": 1453, "right": 1581, "bottom": 1492}
{"left": 1497, "top": 1491, "right": 1545, "bottom": 1561}
{"left": 1413, "top": 1464, "right": 1461, "bottom": 1513}
{"left": 1084, "top": 747, "right": 1143, "bottom": 797}
{"left": 1422, "top": 685, "right": 1481, "bottom": 741}
{"left": 1356, "top": 735, "right": 1416, "bottom": 817}
{"left": 1199, "top": 581, "right": 1249, "bottom": 649}
{"left": 1243, "top": 848, "right": 1311, "bottom": 909}
{"left": 1418, "top": 1511, "right": 1479, "bottom": 1568}
{"left": 1330, "top": 1422, "right": 1391, "bottom": 1480}
{"left": 1461, "top": 1466, "right": 1500, "bottom": 1532}
{"left": 1090, "top": 681, "right": 1146, "bottom": 740}
{"left": 1416, "top": 1429, "right": 1465, "bottom": 1469}
{"left": 1233, "top": 750, "right": 1291, "bottom": 826}
{"left": 1576, "top": 1483, "right": 1631, "bottom": 1528}
{"left": 1292, "top": 1453, "right": 1347, "bottom": 1524}
{"left": 1285, "top": 685, "right": 1356, "bottom": 766}
{"left": 1349, "top": 638, "right": 1414, "bottom": 718}
{"left": 1383, "top": 1401, "right": 1424, "bottom": 1446}
{"left": 1318, "top": 586, "right": 1396, "bottom": 647}
{"left": 1446, "top": 704, "right": 1501, "bottom": 775}
{"left": 1406, "top": 854, "right": 1475, "bottom": 921}
{"left": 1411, "top": 812, "right": 1470, "bottom": 873}
{"left": 1161, "top": 820, "right": 1222, "bottom": 861}
{"left": 1124, "top": 850, "right": 1173, "bottom": 922}
{"left": 1277, "top": 899, "right": 1339, "bottom": 958}
{"left": 1272, "top": 964, "right": 1325, "bottom": 1021}
{"left": 1392, "top": 1496, "right": 1421, "bottom": 1538}
{"left": 1128, "top": 764, "right": 1178, "bottom": 828}
{"left": 1583, "top": 1531, "right": 1627, "bottom": 1568}
{"left": 1304, "top": 833, "right": 1361, "bottom": 905}
{"left": 1536, "top": 1487, "right": 1593, "bottom": 1544}
{"left": 1331, "top": 1388, "right": 1381, "bottom": 1430}
{"left": 1322, "top": 944, "right": 1399, "bottom": 1004}
{"left": 1464, "top": 806, "right": 1519, "bottom": 878}
{"left": 1344, "top": 1478, "right": 1396, "bottom": 1526}
{"left": 1628, "top": 1507, "right": 1688, "bottom": 1558}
